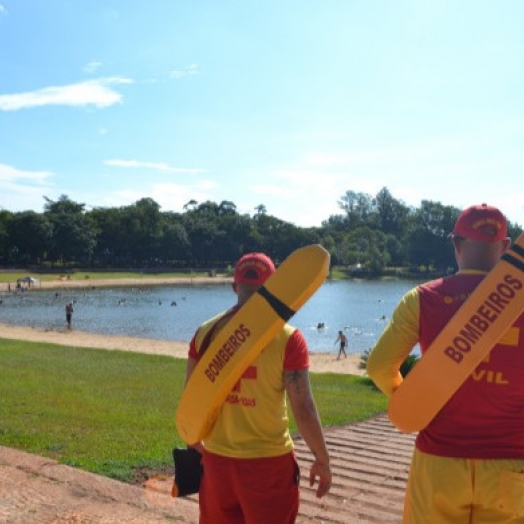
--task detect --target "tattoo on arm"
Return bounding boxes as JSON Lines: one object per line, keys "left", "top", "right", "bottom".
{"left": 284, "top": 369, "right": 308, "bottom": 394}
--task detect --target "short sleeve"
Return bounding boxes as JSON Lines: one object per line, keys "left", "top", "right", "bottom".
{"left": 283, "top": 329, "right": 309, "bottom": 371}
{"left": 188, "top": 332, "right": 199, "bottom": 361}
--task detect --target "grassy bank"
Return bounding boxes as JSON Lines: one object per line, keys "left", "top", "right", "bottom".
{"left": 0, "top": 338, "right": 387, "bottom": 483}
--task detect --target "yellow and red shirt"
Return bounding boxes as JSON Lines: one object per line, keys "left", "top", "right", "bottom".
{"left": 368, "top": 270, "right": 524, "bottom": 459}
{"left": 188, "top": 307, "right": 309, "bottom": 459}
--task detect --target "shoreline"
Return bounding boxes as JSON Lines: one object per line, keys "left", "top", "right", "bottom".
{"left": 1, "top": 275, "right": 365, "bottom": 375}
{"left": 0, "top": 322, "right": 365, "bottom": 375}
{"left": 2, "top": 275, "right": 233, "bottom": 292}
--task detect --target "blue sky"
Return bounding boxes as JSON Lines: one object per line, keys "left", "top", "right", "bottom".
{"left": 1, "top": 1, "right": 523, "bottom": 228}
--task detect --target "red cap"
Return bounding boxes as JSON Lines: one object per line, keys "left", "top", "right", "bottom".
{"left": 452, "top": 204, "right": 508, "bottom": 242}
{"left": 234, "top": 253, "right": 275, "bottom": 286}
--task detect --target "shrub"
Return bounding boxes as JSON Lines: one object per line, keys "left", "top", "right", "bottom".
{"left": 359, "top": 349, "right": 419, "bottom": 379}
{"left": 400, "top": 354, "right": 419, "bottom": 377}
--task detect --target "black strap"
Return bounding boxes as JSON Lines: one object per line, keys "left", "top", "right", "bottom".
{"left": 502, "top": 252, "right": 524, "bottom": 273}
{"left": 198, "top": 286, "right": 296, "bottom": 355}
{"left": 512, "top": 243, "right": 524, "bottom": 259}
{"left": 198, "top": 309, "right": 237, "bottom": 357}
{"left": 257, "top": 285, "right": 296, "bottom": 321}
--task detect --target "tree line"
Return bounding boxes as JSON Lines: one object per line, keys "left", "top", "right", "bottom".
{"left": 0, "top": 188, "right": 521, "bottom": 276}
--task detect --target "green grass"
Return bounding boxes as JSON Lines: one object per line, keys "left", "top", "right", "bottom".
{"left": 0, "top": 338, "right": 387, "bottom": 483}
{"left": 308, "top": 373, "right": 387, "bottom": 425}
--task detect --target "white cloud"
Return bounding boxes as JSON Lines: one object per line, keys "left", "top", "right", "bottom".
{"left": 104, "top": 159, "right": 205, "bottom": 174}
{"left": 0, "top": 77, "right": 133, "bottom": 111}
{"left": 0, "top": 4, "right": 6, "bottom": 14}
{"left": 151, "top": 182, "right": 215, "bottom": 210}
{"left": 83, "top": 61, "right": 102, "bottom": 74}
{"left": 89, "top": 182, "right": 214, "bottom": 213}
{"left": 0, "top": 163, "right": 53, "bottom": 184}
{"left": 243, "top": 167, "right": 344, "bottom": 226}
{"left": 170, "top": 64, "right": 199, "bottom": 79}
{"left": 196, "top": 179, "right": 219, "bottom": 190}
{"left": 303, "top": 141, "right": 524, "bottom": 227}
{"left": 0, "top": 164, "right": 54, "bottom": 212}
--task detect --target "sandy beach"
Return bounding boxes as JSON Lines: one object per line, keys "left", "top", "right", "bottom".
{"left": 3, "top": 274, "right": 232, "bottom": 292}
{"left": 1, "top": 274, "right": 365, "bottom": 375}
{"left": 0, "top": 322, "right": 364, "bottom": 375}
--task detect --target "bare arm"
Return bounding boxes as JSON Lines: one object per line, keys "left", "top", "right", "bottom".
{"left": 284, "top": 369, "right": 331, "bottom": 498}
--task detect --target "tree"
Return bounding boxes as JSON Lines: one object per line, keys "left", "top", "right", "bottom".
{"left": 6, "top": 211, "right": 52, "bottom": 264}
{"left": 375, "top": 187, "right": 410, "bottom": 236}
{"left": 50, "top": 214, "right": 97, "bottom": 263}
{"left": 193, "top": 201, "right": 220, "bottom": 217}
{"left": 160, "top": 219, "right": 191, "bottom": 263}
{"left": 254, "top": 204, "right": 267, "bottom": 216}
{"left": 44, "top": 195, "right": 96, "bottom": 264}
{"left": 345, "top": 227, "right": 391, "bottom": 272}
{"left": 44, "top": 194, "right": 86, "bottom": 214}
{"left": 215, "top": 213, "right": 257, "bottom": 259}
{"left": 338, "top": 191, "right": 377, "bottom": 229}
{"left": 0, "top": 210, "right": 12, "bottom": 265}
{"left": 88, "top": 206, "right": 127, "bottom": 265}
{"left": 217, "top": 200, "right": 238, "bottom": 216}
{"left": 183, "top": 200, "right": 198, "bottom": 211}
{"left": 507, "top": 219, "right": 523, "bottom": 240}
{"left": 121, "top": 198, "right": 164, "bottom": 264}
{"left": 182, "top": 216, "right": 221, "bottom": 264}
{"left": 407, "top": 201, "right": 459, "bottom": 270}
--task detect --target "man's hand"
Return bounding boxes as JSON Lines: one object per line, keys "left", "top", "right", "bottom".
{"left": 188, "top": 441, "right": 204, "bottom": 454}
{"left": 309, "top": 457, "right": 332, "bottom": 498}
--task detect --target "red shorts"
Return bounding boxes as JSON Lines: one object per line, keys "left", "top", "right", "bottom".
{"left": 199, "top": 450, "right": 300, "bottom": 524}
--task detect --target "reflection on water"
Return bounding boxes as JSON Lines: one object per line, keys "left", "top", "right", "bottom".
{"left": 0, "top": 279, "right": 421, "bottom": 354}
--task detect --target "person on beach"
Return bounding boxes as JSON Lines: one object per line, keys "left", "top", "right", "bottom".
{"left": 65, "top": 302, "right": 74, "bottom": 329}
{"left": 366, "top": 204, "right": 524, "bottom": 523}
{"left": 334, "top": 330, "right": 348, "bottom": 360}
{"left": 183, "top": 252, "right": 332, "bottom": 524}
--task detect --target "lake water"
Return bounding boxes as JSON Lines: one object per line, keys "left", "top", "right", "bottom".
{"left": 0, "top": 279, "right": 422, "bottom": 355}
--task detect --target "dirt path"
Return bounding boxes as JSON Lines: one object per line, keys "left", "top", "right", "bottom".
{"left": 0, "top": 445, "right": 199, "bottom": 523}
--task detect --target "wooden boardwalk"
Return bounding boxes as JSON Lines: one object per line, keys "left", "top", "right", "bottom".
{"left": 295, "top": 413, "right": 415, "bottom": 523}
